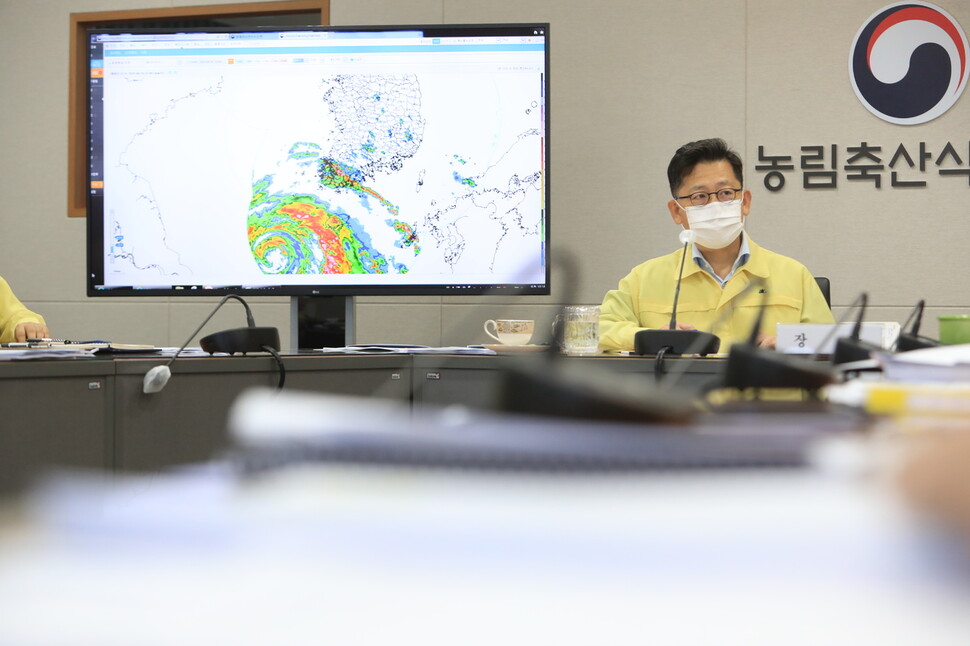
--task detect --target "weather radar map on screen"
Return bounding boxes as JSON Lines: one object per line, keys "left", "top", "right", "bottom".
{"left": 86, "top": 24, "right": 548, "bottom": 296}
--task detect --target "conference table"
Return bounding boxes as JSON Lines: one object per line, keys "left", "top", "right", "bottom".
{"left": 0, "top": 351, "right": 728, "bottom": 493}
{"left": 4, "top": 351, "right": 970, "bottom": 645}
{"left": 1, "top": 383, "right": 970, "bottom": 645}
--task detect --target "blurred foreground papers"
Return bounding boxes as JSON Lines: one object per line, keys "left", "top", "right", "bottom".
{"left": 226, "top": 388, "right": 860, "bottom": 471}
{"left": 2, "top": 449, "right": 970, "bottom": 644}
{"left": 2, "top": 391, "right": 969, "bottom": 645}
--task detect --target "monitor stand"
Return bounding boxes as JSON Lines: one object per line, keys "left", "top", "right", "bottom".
{"left": 290, "top": 295, "right": 356, "bottom": 352}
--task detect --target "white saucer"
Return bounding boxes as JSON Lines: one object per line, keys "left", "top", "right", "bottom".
{"left": 484, "top": 344, "right": 549, "bottom": 354}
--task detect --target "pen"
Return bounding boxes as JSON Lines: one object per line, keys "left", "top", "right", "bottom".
{"left": 26, "top": 339, "right": 108, "bottom": 345}
{"left": 1, "top": 342, "right": 34, "bottom": 348}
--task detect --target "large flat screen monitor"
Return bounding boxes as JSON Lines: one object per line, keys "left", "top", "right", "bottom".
{"left": 86, "top": 23, "right": 549, "bottom": 297}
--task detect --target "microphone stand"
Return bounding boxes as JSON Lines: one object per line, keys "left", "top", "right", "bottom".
{"left": 831, "top": 292, "right": 885, "bottom": 365}
{"left": 721, "top": 280, "right": 835, "bottom": 398}
{"left": 143, "top": 294, "right": 283, "bottom": 394}
{"left": 894, "top": 299, "right": 940, "bottom": 352}
{"left": 634, "top": 230, "right": 720, "bottom": 367}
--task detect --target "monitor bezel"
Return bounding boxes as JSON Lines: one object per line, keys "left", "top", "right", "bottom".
{"left": 85, "top": 23, "right": 550, "bottom": 297}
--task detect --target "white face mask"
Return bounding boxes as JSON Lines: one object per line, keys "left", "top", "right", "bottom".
{"left": 681, "top": 199, "right": 744, "bottom": 249}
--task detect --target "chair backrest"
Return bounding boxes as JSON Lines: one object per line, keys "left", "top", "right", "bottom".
{"left": 814, "top": 276, "right": 831, "bottom": 308}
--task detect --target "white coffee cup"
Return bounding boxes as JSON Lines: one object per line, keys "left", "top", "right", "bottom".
{"left": 484, "top": 319, "right": 535, "bottom": 345}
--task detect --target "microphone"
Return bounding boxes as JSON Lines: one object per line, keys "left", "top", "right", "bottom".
{"left": 831, "top": 292, "right": 884, "bottom": 365}
{"left": 671, "top": 229, "right": 695, "bottom": 329}
{"left": 143, "top": 294, "right": 282, "bottom": 394}
{"left": 492, "top": 250, "right": 698, "bottom": 424}
{"left": 633, "top": 229, "right": 720, "bottom": 356}
{"left": 721, "top": 279, "right": 834, "bottom": 393}
{"left": 894, "top": 299, "right": 940, "bottom": 352}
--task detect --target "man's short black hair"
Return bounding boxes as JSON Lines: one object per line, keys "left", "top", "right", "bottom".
{"left": 666, "top": 138, "right": 743, "bottom": 196}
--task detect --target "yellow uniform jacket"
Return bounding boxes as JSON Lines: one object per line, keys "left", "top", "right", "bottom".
{"left": 599, "top": 237, "right": 834, "bottom": 352}
{"left": 0, "top": 276, "right": 45, "bottom": 344}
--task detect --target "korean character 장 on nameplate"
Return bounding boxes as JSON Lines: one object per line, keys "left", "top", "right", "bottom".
{"left": 777, "top": 322, "right": 900, "bottom": 355}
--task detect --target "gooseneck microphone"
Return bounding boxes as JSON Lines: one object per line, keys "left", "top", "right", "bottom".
{"left": 720, "top": 278, "right": 835, "bottom": 394}
{"left": 669, "top": 229, "right": 694, "bottom": 330}
{"left": 494, "top": 250, "right": 698, "bottom": 424}
{"left": 895, "top": 299, "right": 940, "bottom": 352}
{"left": 634, "top": 229, "right": 720, "bottom": 357}
{"left": 143, "top": 294, "right": 282, "bottom": 394}
{"left": 831, "top": 292, "right": 885, "bottom": 365}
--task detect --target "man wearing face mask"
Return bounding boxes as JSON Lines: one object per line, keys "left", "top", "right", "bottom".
{"left": 598, "top": 138, "right": 833, "bottom": 352}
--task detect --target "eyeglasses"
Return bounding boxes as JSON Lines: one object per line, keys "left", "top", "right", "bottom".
{"left": 675, "top": 187, "right": 743, "bottom": 206}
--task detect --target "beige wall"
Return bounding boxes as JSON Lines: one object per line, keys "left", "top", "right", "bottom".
{"left": 1, "top": 0, "right": 967, "bottom": 347}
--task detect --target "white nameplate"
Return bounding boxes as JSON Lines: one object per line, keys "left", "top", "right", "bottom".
{"left": 776, "top": 322, "right": 901, "bottom": 354}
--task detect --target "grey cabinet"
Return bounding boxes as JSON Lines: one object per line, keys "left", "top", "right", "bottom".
{"left": 0, "top": 353, "right": 724, "bottom": 487}
{"left": 0, "top": 361, "right": 112, "bottom": 494}
{"left": 112, "top": 355, "right": 411, "bottom": 471}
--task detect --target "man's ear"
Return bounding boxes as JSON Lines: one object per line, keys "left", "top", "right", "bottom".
{"left": 668, "top": 199, "right": 686, "bottom": 226}
{"left": 741, "top": 189, "right": 752, "bottom": 218}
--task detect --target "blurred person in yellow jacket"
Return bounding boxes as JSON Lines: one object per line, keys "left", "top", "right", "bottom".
{"left": 599, "top": 138, "right": 833, "bottom": 352}
{"left": 0, "top": 276, "right": 48, "bottom": 343}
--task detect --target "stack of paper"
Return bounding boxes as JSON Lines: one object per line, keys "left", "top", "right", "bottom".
{"left": 0, "top": 347, "right": 96, "bottom": 360}
{"left": 877, "top": 344, "right": 970, "bottom": 382}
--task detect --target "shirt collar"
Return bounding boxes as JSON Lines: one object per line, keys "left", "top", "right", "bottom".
{"left": 690, "top": 233, "right": 751, "bottom": 287}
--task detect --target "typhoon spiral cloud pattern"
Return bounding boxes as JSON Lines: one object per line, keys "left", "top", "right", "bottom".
{"left": 849, "top": 1, "right": 968, "bottom": 124}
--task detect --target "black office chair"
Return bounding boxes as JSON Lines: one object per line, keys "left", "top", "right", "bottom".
{"left": 814, "top": 276, "right": 831, "bottom": 308}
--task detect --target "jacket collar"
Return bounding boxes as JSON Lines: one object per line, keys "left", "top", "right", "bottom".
{"left": 680, "top": 234, "right": 765, "bottom": 279}
{"left": 738, "top": 236, "right": 769, "bottom": 278}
